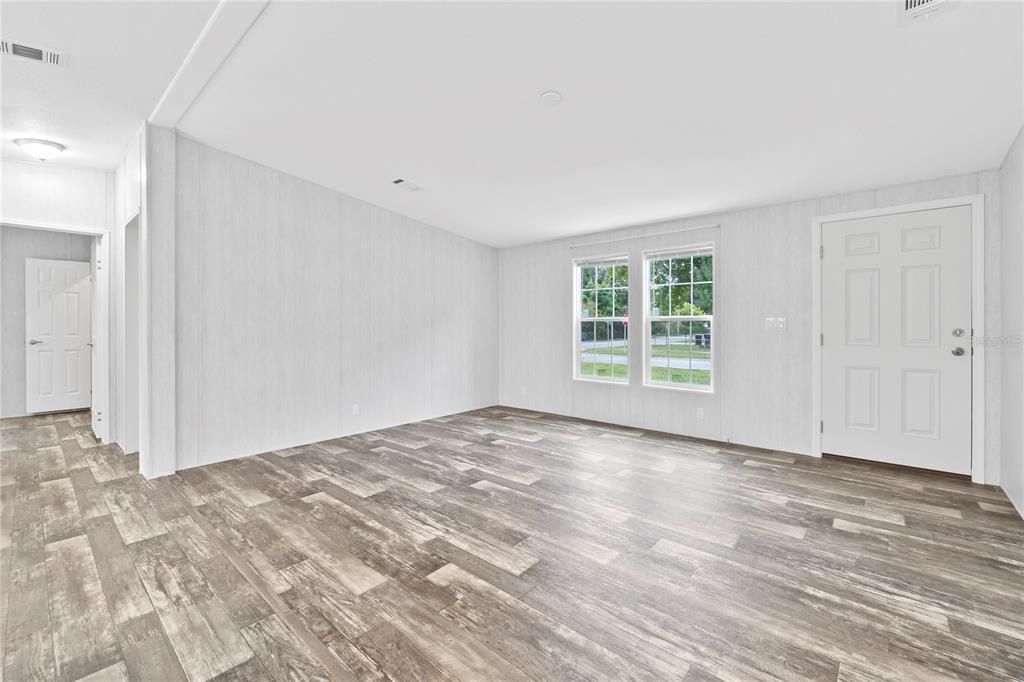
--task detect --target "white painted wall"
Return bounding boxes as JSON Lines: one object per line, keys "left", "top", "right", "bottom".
{"left": 499, "top": 171, "right": 1004, "bottom": 484}
{"left": 0, "top": 226, "right": 93, "bottom": 417}
{"left": 0, "top": 160, "right": 111, "bottom": 231}
{"left": 999, "top": 126, "right": 1024, "bottom": 515}
{"left": 122, "top": 217, "right": 140, "bottom": 454}
{"left": 140, "top": 126, "right": 178, "bottom": 477}
{"left": 173, "top": 136, "right": 498, "bottom": 469}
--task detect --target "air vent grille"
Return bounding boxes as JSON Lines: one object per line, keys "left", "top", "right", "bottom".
{"left": 905, "top": 0, "right": 947, "bottom": 18}
{"left": 1, "top": 39, "right": 63, "bottom": 65}
{"left": 392, "top": 178, "right": 423, "bottom": 192}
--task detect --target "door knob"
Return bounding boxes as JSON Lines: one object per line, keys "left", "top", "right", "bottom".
{"left": 952, "top": 346, "right": 965, "bottom": 357}
{"left": 28, "top": 339, "right": 43, "bottom": 345}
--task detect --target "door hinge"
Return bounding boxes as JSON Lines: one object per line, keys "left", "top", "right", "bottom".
{"left": 820, "top": 332, "right": 824, "bottom": 346}
{"left": 820, "top": 421, "right": 824, "bottom": 433}
{"left": 819, "top": 245, "right": 824, "bottom": 259}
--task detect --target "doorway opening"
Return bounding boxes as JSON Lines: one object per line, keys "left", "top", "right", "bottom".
{"left": 1, "top": 223, "right": 110, "bottom": 441}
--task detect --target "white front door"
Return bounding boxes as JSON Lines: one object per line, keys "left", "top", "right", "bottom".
{"left": 822, "top": 205, "right": 972, "bottom": 475}
{"left": 25, "top": 258, "right": 93, "bottom": 414}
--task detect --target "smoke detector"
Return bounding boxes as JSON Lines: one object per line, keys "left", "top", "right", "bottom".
{"left": 1, "top": 39, "right": 63, "bottom": 66}
{"left": 904, "top": 0, "right": 948, "bottom": 19}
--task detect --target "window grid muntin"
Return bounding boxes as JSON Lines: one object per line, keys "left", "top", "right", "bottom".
{"left": 644, "top": 247, "right": 714, "bottom": 391}
{"left": 575, "top": 257, "right": 629, "bottom": 382}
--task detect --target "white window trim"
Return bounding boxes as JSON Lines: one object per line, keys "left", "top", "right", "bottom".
{"left": 573, "top": 254, "right": 630, "bottom": 384}
{"left": 642, "top": 244, "right": 715, "bottom": 393}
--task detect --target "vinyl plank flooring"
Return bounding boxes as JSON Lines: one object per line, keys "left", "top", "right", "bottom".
{"left": 2, "top": 408, "right": 1023, "bottom": 681}
{"left": 354, "top": 622, "right": 450, "bottom": 681}
{"left": 101, "top": 478, "right": 167, "bottom": 545}
{"left": 4, "top": 454, "right": 54, "bottom": 682}
{"left": 43, "top": 535, "right": 120, "bottom": 681}
{"left": 240, "top": 614, "right": 332, "bottom": 682}
{"left": 39, "top": 479, "right": 85, "bottom": 544}
{"left": 75, "top": 660, "right": 131, "bottom": 682}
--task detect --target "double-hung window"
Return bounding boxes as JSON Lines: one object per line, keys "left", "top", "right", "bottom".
{"left": 645, "top": 247, "right": 714, "bottom": 390}
{"left": 575, "top": 257, "right": 628, "bottom": 382}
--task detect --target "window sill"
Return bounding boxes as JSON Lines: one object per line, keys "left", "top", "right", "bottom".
{"left": 573, "top": 376, "right": 630, "bottom": 386}
{"left": 642, "top": 381, "right": 715, "bottom": 395}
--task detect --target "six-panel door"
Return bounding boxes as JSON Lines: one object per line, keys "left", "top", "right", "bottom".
{"left": 822, "top": 206, "right": 972, "bottom": 474}
{"left": 25, "top": 258, "right": 93, "bottom": 414}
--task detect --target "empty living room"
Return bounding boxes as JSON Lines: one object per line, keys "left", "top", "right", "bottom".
{"left": 2, "top": 0, "right": 1023, "bottom": 680}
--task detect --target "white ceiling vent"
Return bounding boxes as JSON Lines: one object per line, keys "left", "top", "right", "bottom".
{"left": 1, "top": 39, "right": 63, "bottom": 66}
{"left": 905, "top": 0, "right": 948, "bottom": 18}
{"left": 392, "top": 178, "right": 423, "bottom": 192}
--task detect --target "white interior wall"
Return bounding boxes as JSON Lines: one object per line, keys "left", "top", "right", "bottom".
{"left": 173, "top": 135, "right": 498, "bottom": 469}
{"left": 499, "top": 171, "right": 1005, "bottom": 484}
{"left": 0, "top": 226, "right": 93, "bottom": 417}
{"left": 123, "top": 217, "right": 140, "bottom": 453}
{"left": 999, "top": 125, "right": 1024, "bottom": 514}
{"left": 0, "top": 160, "right": 110, "bottom": 231}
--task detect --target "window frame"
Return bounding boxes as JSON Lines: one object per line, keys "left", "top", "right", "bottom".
{"left": 573, "top": 254, "right": 630, "bottom": 385}
{"left": 642, "top": 244, "right": 715, "bottom": 393}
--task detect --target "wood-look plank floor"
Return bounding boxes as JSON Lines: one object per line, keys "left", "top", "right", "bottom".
{"left": 2, "top": 407, "right": 1023, "bottom": 681}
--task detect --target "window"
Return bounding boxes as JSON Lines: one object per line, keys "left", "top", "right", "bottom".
{"left": 575, "top": 257, "right": 628, "bottom": 381}
{"left": 645, "top": 247, "right": 713, "bottom": 390}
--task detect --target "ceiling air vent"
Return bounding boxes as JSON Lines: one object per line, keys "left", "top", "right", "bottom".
{"left": 392, "top": 178, "right": 422, "bottom": 192}
{"left": 905, "top": 0, "right": 947, "bottom": 18}
{"left": 1, "top": 39, "right": 63, "bottom": 66}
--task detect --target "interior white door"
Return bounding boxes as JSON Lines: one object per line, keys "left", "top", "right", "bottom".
{"left": 822, "top": 205, "right": 972, "bottom": 474}
{"left": 25, "top": 258, "right": 93, "bottom": 414}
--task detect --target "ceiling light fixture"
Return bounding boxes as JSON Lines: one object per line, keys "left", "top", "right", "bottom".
{"left": 540, "top": 91, "right": 563, "bottom": 106}
{"left": 14, "top": 138, "right": 65, "bottom": 162}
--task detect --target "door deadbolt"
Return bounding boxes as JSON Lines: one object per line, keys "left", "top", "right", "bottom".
{"left": 952, "top": 328, "right": 965, "bottom": 337}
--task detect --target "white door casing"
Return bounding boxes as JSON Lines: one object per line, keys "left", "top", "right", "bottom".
{"left": 25, "top": 258, "right": 93, "bottom": 414}
{"left": 821, "top": 205, "right": 972, "bottom": 475}
{"left": 91, "top": 235, "right": 110, "bottom": 441}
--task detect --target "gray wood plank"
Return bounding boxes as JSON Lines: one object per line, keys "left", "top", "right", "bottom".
{"left": 44, "top": 534, "right": 121, "bottom": 681}
{"left": 241, "top": 614, "right": 332, "bottom": 682}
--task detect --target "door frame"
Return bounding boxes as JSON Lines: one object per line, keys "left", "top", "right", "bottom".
{"left": 810, "top": 195, "right": 986, "bottom": 484}
{"left": 1, "top": 218, "right": 113, "bottom": 441}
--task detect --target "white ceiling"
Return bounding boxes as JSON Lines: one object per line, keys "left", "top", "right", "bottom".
{"left": 1, "top": 1, "right": 215, "bottom": 169}
{"left": 178, "top": 1, "right": 1023, "bottom": 247}
{"left": 4, "top": 2, "right": 1021, "bottom": 246}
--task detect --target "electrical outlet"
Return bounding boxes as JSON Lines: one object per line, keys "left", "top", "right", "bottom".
{"left": 520, "top": 386, "right": 527, "bottom": 396}
{"left": 696, "top": 407, "right": 705, "bottom": 419}
{"left": 764, "top": 317, "right": 788, "bottom": 331}
{"left": 351, "top": 404, "right": 360, "bottom": 416}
